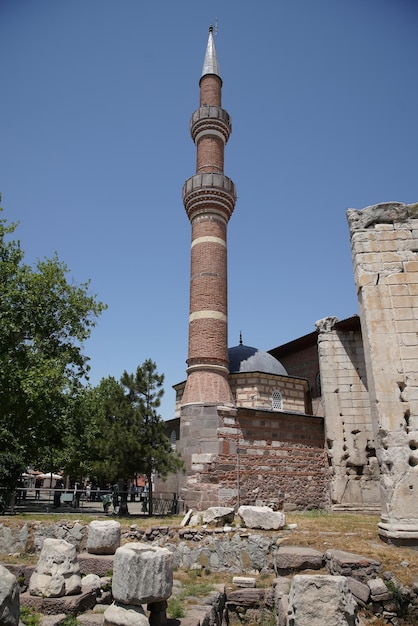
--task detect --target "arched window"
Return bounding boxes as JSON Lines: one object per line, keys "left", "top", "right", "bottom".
{"left": 170, "top": 430, "right": 177, "bottom": 449}
{"left": 272, "top": 390, "right": 283, "bottom": 411}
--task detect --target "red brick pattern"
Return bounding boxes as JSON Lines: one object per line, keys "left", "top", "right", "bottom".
{"left": 200, "top": 75, "right": 222, "bottom": 106}
{"left": 182, "top": 63, "right": 236, "bottom": 405}
{"left": 219, "top": 410, "right": 328, "bottom": 510}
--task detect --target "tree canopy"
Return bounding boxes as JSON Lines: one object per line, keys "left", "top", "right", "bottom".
{"left": 0, "top": 210, "right": 107, "bottom": 497}
{"left": 76, "top": 360, "right": 184, "bottom": 515}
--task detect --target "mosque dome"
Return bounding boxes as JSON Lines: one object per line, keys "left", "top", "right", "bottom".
{"left": 228, "top": 339, "right": 288, "bottom": 376}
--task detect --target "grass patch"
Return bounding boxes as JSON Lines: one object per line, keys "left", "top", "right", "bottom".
{"left": 20, "top": 606, "right": 41, "bottom": 626}
{"left": 167, "top": 596, "right": 185, "bottom": 619}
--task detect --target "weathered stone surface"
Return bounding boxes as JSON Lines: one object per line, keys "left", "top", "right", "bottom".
{"left": 348, "top": 204, "right": 418, "bottom": 544}
{"left": 0, "top": 523, "right": 29, "bottom": 556}
{"left": 112, "top": 543, "right": 173, "bottom": 605}
{"left": 76, "top": 614, "right": 105, "bottom": 626}
{"left": 3, "top": 564, "right": 35, "bottom": 587}
{"left": 0, "top": 564, "right": 20, "bottom": 626}
{"left": 237, "top": 505, "right": 285, "bottom": 530}
{"left": 325, "top": 549, "right": 381, "bottom": 583}
{"left": 180, "top": 509, "right": 193, "bottom": 527}
{"left": 79, "top": 553, "right": 115, "bottom": 577}
{"left": 287, "top": 575, "right": 357, "bottom": 626}
{"left": 275, "top": 545, "right": 324, "bottom": 573}
{"left": 226, "top": 588, "right": 265, "bottom": 609}
{"left": 82, "top": 574, "right": 102, "bottom": 590}
{"left": 87, "top": 521, "right": 121, "bottom": 555}
{"left": 347, "top": 202, "right": 409, "bottom": 230}
{"left": 274, "top": 577, "right": 291, "bottom": 626}
{"left": 20, "top": 588, "right": 96, "bottom": 616}
{"left": 103, "top": 602, "right": 149, "bottom": 626}
{"left": 346, "top": 577, "right": 370, "bottom": 604}
{"left": 368, "top": 577, "right": 391, "bottom": 601}
{"left": 232, "top": 576, "right": 256, "bottom": 588}
{"left": 203, "top": 506, "right": 234, "bottom": 526}
{"left": 29, "top": 538, "right": 81, "bottom": 597}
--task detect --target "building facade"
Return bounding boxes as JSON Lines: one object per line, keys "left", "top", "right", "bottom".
{"left": 159, "top": 30, "right": 418, "bottom": 546}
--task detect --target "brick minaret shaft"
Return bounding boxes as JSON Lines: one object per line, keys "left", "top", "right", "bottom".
{"left": 181, "top": 27, "right": 236, "bottom": 406}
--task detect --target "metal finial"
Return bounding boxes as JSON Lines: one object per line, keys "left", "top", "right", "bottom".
{"left": 201, "top": 24, "right": 221, "bottom": 78}
{"left": 239, "top": 331, "right": 243, "bottom": 345}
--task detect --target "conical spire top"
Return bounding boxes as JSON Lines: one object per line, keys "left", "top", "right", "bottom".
{"left": 201, "top": 25, "right": 221, "bottom": 79}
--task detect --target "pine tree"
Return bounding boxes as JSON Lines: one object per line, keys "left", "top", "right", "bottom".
{"left": 120, "top": 360, "right": 184, "bottom": 515}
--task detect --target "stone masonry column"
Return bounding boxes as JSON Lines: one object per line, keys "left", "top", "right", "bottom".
{"left": 316, "top": 317, "right": 380, "bottom": 512}
{"left": 347, "top": 201, "right": 418, "bottom": 544}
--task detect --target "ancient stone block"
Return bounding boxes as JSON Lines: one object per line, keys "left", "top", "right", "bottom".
{"left": 203, "top": 506, "right": 235, "bottom": 525}
{"left": 87, "top": 520, "right": 121, "bottom": 555}
{"left": 287, "top": 574, "right": 357, "bottom": 626}
{"left": 0, "top": 564, "right": 19, "bottom": 626}
{"left": 237, "top": 505, "right": 285, "bottom": 530}
{"left": 275, "top": 546, "right": 324, "bottom": 573}
{"left": 112, "top": 542, "right": 173, "bottom": 605}
{"left": 103, "top": 601, "right": 149, "bottom": 625}
{"left": 29, "top": 538, "right": 81, "bottom": 598}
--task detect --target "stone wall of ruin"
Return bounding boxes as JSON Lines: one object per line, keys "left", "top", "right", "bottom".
{"left": 178, "top": 404, "right": 328, "bottom": 511}
{"left": 348, "top": 201, "right": 418, "bottom": 543}
{"left": 316, "top": 317, "right": 380, "bottom": 512}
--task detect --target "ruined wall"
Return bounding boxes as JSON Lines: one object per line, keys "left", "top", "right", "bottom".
{"left": 316, "top": 317, "right": 380, "bottom": 512}
{"left": 179, "top": 406, "right": 328, "bottom": 511}
{"left": 348, "top": 201, "right": 418, "bottom": 543}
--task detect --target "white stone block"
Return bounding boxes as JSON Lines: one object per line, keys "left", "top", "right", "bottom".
{"left": 237, "top": 505, "right": 285, "bottom": 530}
{"left": 103, "top": 602, "right": 149, "bottom": 626}
{"left": 87, "top": 520, "right": 121, "bottom": 555}
{"left": 287, "top": 575, "right": 357, "bottom": 626}
{"left": 112, "top": 542, "right": 173, "bottom": 605}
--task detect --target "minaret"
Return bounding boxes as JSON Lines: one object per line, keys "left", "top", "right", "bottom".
{"left": 182, "top": 26, "right": 236, "bottom": 406}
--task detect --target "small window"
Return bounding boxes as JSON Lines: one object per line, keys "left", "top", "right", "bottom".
{"left": 170, "top": 430, "right": 177, "bottom": 449}
{"left": 316, "top": 372, "right": 321, "bottom": 397}
{"left": 272, "top": 390, "right": 282, "bottom": 411}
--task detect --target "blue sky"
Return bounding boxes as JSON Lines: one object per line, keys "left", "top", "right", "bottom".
{"left": 2, "top": 0, "right": 417, "bottom": 420}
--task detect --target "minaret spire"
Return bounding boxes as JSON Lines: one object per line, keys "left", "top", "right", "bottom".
{"left": 201, "top": 25, "right": 221, "bottom": 80}
{"left": 181, "top": 29, "right": 237, "bottom": 406}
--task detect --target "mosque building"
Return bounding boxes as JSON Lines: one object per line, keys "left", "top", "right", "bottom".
{"left": 159, "top": 28, "right": 418, "bottom": 547}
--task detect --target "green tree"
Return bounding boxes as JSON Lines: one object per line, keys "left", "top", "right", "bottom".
{"left": 0, "top": 210, "right": 106, "bottom": 491}
{"left": 79, "top": 361, "right": 184, "bottom": 515}
{"left": 120, "top": 359, "right": 184, "bottom": 515}
{"left": 79, "top": 376, "right": 141, "bottom": 485}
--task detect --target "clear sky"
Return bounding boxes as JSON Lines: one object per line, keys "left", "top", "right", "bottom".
{"left": 2, "top": 0, "right": 417, "bottom": 420}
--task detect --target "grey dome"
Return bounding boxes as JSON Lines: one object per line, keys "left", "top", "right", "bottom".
{"left": 228, "top": 343, "right": 288, "bottom": 376}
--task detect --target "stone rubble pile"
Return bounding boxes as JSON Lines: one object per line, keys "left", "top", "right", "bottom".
{"left": 2, "top": 508, "right": 418, "bottom": 624}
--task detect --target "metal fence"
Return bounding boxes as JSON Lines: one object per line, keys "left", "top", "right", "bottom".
{"left": 0, "top": 487, "right": 184, "bottom": 517}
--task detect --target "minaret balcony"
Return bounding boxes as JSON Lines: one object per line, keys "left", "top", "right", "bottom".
{"left": 190, "top": 105, "right": 232, "bottom": 144}
{"left": 183, "top": 173, "right": 236, "bottom": 222}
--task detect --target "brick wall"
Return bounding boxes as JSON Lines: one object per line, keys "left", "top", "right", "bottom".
{"left": 229, "top": 372, "right": 307, "bottom": 413}
{"left": 178, "top": 406, "right": 328, "bottom": 511}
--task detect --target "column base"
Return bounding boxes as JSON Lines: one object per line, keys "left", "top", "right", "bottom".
{"left": 378, "top": 518, "right": 418, "bottom": 549}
